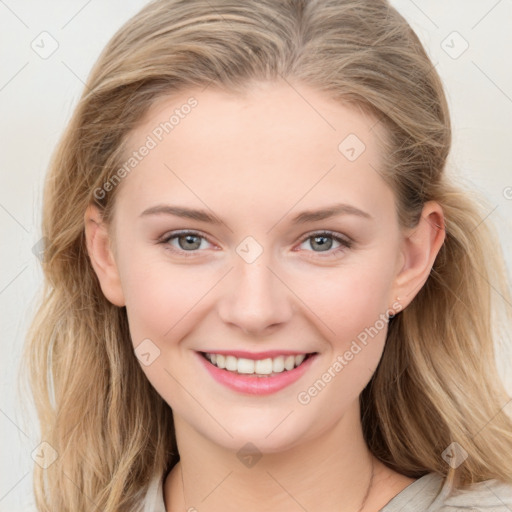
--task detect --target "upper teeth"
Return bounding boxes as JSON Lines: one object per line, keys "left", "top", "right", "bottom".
{"left": 205, "top": 353, "right": 307, "bottom": 375}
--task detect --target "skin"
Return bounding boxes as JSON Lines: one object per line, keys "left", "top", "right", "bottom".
{"left": 85, "top": 79, "right": 445, "bottom": 511}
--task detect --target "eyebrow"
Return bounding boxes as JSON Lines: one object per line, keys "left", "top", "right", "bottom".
{"left": 139, "top": 202, "right": 372, "bottom": 224}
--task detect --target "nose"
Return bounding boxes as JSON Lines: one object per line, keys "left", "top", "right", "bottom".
{"left": 217, "top": 255, "right": 294, "bottom": 336}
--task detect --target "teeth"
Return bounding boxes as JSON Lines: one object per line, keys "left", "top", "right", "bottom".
{"left": 284, "top": 355, "right": 295, "bottom": 371}
{"left": 254, "top": 358, "right": 273, "bottom": 375}
{"left": 237, "top": 358, "right": 255, "bottom": 374}
{"left": 204, "top": 352, "right": 309, "bottom": 375}
{"left": 295, "top": 354, "right": 305, "bottom": 366}
{"left": 272, "top": 356, "right": 285, "bottom": 373}
{"left": 225, "top": 355, "right": 237, "bottom": 371}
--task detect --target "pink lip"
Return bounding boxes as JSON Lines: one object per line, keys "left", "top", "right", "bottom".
{"left": 196, "top": 352, "right": 317, "bottom": 395}
{"left": 202, "top": 350, "right": 309, "bottom": 360}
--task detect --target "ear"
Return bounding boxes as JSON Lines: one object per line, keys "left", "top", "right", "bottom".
{"left": 84, "top": 204, "right": 126, "bottom": 307}
{"left": 391, "top": 201, "right": 445, "bottom": 310}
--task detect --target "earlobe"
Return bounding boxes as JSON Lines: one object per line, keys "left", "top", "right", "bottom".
{"left": 84, "top": 204, "right": 126, "bottom": 307}
{"left": 392, "top": 201, "right": 446, "bottom": 309}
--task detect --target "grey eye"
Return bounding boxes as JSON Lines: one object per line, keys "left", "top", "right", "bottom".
{"left": 177, "top": 234, "right": 203, "bottom": 250}
{"left": 309, "top": 235, "right": 333, "bottom": 252}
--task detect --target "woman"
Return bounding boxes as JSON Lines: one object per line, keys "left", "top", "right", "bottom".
{"left": 25, "top": 0, "right": 512, "bottom": 510}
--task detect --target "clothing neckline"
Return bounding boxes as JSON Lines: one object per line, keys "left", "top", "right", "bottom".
{"left": 147, "top": 471, "right": 446, "bottom": 512}
{"left": 379, "top": 472, "right": 445, "bottom": 510}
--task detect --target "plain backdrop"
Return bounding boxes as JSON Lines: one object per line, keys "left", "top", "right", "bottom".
{"left": 1, "top": 1, "right": 511, "bottom": 510}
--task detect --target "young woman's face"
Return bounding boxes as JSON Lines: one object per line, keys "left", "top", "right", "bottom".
{"left": 107, "top": 81, "right": 408, "bottom": 452}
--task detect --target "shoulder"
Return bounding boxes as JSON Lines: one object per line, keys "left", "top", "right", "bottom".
{"left": 143, "top": 471, "right": 512, "bottom": 512}
{"left": 380, "top": 472, "right": 512, "bottom": 512}
{"left": 437, "top": 477, "right": 512, "bottom": 511}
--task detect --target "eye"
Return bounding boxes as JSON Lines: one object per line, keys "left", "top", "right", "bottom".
{"left": 157, "top": 229, "right": 353, "bottom": 259}
{"left": 159, "top": 230, "right": 214, "bottom": 256}
{"left": 297, "top": 231, "right": 352, "bottom": 256}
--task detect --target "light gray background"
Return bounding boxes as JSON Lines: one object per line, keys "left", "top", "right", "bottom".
{"left": 1, "top": 1, "right": 511, "bottom": 510}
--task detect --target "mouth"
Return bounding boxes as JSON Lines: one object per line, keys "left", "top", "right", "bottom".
{"left": 197, "top": 350, "right": 318, "bottom": 395}
{"left": 201, "top": 352, "right": 315, "bottom": 377}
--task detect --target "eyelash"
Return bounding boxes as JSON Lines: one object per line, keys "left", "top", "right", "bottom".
{"left": 158, "top": 230, "right": 353, "bottom": 259}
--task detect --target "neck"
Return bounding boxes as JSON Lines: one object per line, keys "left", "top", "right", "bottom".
{"left": 164, "top": 401, "right": 415, "bottom": 512}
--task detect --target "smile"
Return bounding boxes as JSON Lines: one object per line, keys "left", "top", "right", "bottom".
{"left": 198, "top": 351, "right": 318, "bottom": 395}
{"left": 203, "top": 352, "right": 311, "bottom": 376}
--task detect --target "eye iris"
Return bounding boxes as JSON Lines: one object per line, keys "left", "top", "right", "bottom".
{"left": 178, "top": 234, "right": 201, "bottom": 250}
{"left": 311, "top": 235, "right": 332, "bottom": 251}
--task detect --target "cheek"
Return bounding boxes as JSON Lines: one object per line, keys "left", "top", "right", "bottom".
{"left": 292, "top": 267, "right": 392, "bottom": 418}
{"left": 118, "top": 244, "right": 215, "bottom": 345}
{"left": 122, "top": 273, "right": 179, "bottom": 345}
{"left": 293, "top": 258, "right": 396, "bottom": 345}
{"left": 289, "top": 255, "right": 395, "bottom": 397}
{"left": 118, "top": 254, "right": 215, "bottom": 408}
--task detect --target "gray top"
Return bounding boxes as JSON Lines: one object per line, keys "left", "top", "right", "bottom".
{"left": 143, "top": 471, "right": 512, "bottom": 511}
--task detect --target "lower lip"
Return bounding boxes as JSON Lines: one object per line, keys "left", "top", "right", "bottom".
{"left": 197, "top": 353, "right": 317, "bottom": 395}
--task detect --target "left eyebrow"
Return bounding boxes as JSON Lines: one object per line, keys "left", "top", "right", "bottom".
{"left": 290, "top": 203, "right": 373, "bottom": 223}
{"left": 138, "top": 202, "right": 373, "bottom": 224}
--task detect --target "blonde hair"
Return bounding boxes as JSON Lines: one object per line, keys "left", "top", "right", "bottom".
{"left": 24, "top": 0, "right": 512, "bottom": 510}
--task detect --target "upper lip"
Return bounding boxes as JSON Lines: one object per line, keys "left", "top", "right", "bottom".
{"left": 199, "top": 350, "right": 315, "bottom": 360}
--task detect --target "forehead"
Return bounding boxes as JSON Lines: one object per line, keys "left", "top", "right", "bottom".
{"left": 116, "top": 80, "right": 393, "bottom": 222}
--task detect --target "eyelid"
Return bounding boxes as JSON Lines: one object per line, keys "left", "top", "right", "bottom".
{"left": 297, "top": 229, "right": 353, "bottom": 246}
{"left": 158, "top": 228, "right": 211, "bottom": 243}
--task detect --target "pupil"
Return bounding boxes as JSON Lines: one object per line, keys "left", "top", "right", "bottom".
{"left": 312, "top": 235, "right": 332, "bottom": 251}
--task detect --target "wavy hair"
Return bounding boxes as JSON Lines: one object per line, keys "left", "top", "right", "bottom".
{"left": 23, "top": 0, "right": 512, "bottom": 510}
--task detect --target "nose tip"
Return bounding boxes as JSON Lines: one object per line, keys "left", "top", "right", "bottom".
{"left": 217, "top": 259, "right": 294, "bottom": 336}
